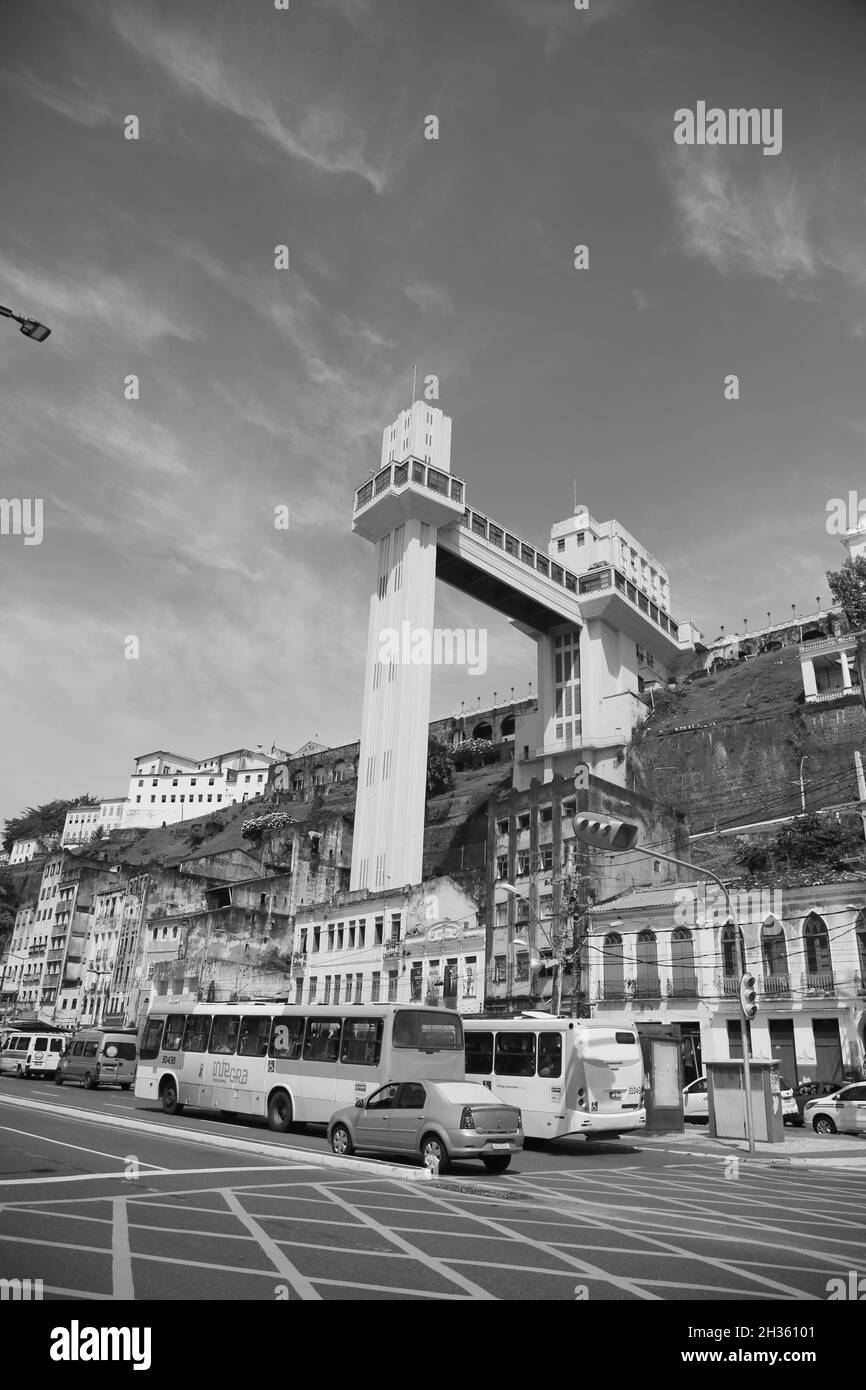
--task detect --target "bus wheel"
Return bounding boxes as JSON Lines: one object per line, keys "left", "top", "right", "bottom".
{"left": 482, "top": 1155, "right": 511, "bottom": 1174}
{"left": 267, "top": 1091, "right": 293, "bottom": 1133}
{"left": 420, "top": 1134, "right": 449, "bottom": 1174}
{"left": 220, "top": 1110, "right": 236, "bottom": 1121}
{"left": 331, "top": 1124, "right": 353, "bottom": 1156}
{"left": 160, "top": 1080, "right": 184, "bottom": 1116}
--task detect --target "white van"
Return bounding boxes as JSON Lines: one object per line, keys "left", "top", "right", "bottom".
{"left": 0, "top": 1033, "right": 65, "bottom": 1079}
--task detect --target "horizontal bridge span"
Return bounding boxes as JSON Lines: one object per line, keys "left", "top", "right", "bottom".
{"left": 435, "top": 525, "right": 582, "bottom": 634}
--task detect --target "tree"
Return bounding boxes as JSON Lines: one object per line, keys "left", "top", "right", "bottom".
{"left": 426, "top": 738, "right": 454, "bottom": 797}
{"left": 827, "top": 556, "right": 866, "bottom": 714}
{"left": 0, "top": 868, "right": 20, "bottom": 937}
{"left": 734, "top": 813, "right": 863, "bottom": 875}
{"left": 2, "top": 794, "right": 99, "bottom": 853}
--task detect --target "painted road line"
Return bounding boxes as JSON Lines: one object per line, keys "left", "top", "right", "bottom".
{"left": 0, "top": 1093, "right": 432, "bottom": 1183}
{"left": 221, "top": 1188, "right": 321, "bottom": 1300}
{"left": 0, "top": 1122, "right": 168, "bottom": 1171}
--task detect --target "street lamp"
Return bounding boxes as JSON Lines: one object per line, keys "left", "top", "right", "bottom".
{"left": 570, "top": 816, "right": 757, "bottom": 1156}
{"left": 498, "top": 882, "right": 564, "bottom": 1014}
{"left": 0, "top": 304, "right": 51, "bottom": 342}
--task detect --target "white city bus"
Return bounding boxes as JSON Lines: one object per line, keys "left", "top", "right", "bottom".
{"left": 463, "top": 1015, "right": 646, "bottom": 1140}
{"left": 135, "top": 1001, "right": 465, "bottom": 1131}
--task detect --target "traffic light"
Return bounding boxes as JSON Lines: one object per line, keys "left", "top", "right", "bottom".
{"left": 571, "top": 814, "right": 639, "bottom": 852}
{"left": 739, "top": 971, "right": 758, "bottom": 1020}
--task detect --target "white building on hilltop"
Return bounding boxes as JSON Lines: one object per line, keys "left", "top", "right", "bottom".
{"left": 121, "top": 747, "right": 285, "bottom": 831}
{"left": 61, "top": 798, "right": 128, "bottom": 847}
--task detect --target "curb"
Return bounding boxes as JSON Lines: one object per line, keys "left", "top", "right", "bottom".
{"left": 0, "top": 1092, "right": 432, "bottom": 1184}
{"left": 634, "top": 1140, "right": 866, "bottom": 1171}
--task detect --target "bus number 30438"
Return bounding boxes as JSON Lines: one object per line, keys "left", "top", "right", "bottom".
{"left": 160, "top": 1054, "right": 177, "bottom": 1066}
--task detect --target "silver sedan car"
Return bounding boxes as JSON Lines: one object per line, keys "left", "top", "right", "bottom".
{"left": 328, "top": 1079, "right": 523, "bottom": 1173}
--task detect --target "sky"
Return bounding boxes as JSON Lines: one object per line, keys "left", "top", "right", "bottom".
{"left": 2, "top": 0, "right": 866, "bottom": 827}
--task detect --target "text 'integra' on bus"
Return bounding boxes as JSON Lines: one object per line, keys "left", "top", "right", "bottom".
{"left": 463, "top": 1016, "right": 646, "bottom": 1140}
{"left": 134, "top": 1002, "right": 464, "bottom": 1131}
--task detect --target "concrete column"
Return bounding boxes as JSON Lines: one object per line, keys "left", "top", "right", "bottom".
{"left": 800, "top": 657, "right": 818, "bottom": 699}
{"left": 840, "top": 649, "right": 853, "bottom": 689}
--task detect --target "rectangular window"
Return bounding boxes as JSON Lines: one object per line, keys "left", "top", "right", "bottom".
{"left": 162, "top": 1014, "right": 186, "bottom": 1052}
{"left": 494, "top": 955, "right": 507, "bottom": 984}
{"left": 208, "top": 1015, "right": 240, "bottom": 1054}
{"left": 537, "top": 1033, "right": 562, "bottom": 1077}
{"left": 393, "top": 1009, "right": 463, "bottom": 1050}
{"left": 354, "top": 973, "right": 363, "bottom": 1003}
{"left": 303, "top": 1018, "right": 342, "bottom": 1064}
{"left": 374, "top": 916, "right": 383, "bottom": 946}
{"left": 334, "top": 976, "right": 341, "bottom": 1005}
{"left": 269, "top": 1016, "right": 304, "bottom": 1059}
{"left": 323, "top": 976, "right": 331, "bottom": 1005}
{"left": 308, "top": 978, "right": 317, "bottom": 1004}
{"left": 140, "top": 1016, "right": 166, "bottom": 1060}
{"left": 182, "top": 1014, "right": 212, "bottom": 1053}
{"left": 237, "top": 1017, "right": 271, "bottom": 1056}
{"left": 371, "top": 971, "right": 381, "bottom": 1002}
{"left": 465, "top": 1030, "right": 493, "bottom": 1074}
{"left": 340, "top": 1017, "right": 383, "bottom": 1066}
{"left": 494, "top": 1031, "right": 536, "bottom": 1077}
{"left": 387, "top": 970, "right": 398, "bottom": 1002}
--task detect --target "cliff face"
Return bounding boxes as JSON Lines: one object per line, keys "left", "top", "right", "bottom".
{"left": 629, "top": 647, "right": 866, "bottom": 832}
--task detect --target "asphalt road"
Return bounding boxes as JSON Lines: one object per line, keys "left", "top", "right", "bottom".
{"left": 1, "top": 1076, "right": 864, "bottom": 1301}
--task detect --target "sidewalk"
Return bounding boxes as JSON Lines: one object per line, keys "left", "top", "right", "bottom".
{"left": 636, "top": 1126, "right": 866, "bottom": 1171}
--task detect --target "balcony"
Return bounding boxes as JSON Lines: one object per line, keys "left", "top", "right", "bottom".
{"left": 595, "top": 982, "right": 627, "bottom": 1002}
{"left": 801, "top": 970, "right": 835, "bottom": 996}
{"left": 717, "top": 973, "right": 740, "bottom": 998}
{"left": 291, "top": 952, "right": 307, "bottom": 974}
{"left": 666, "top": 977, "right": 699, "bottom": 999}
{"left": 762, "top": 974, "right": 792, "bottom": 997}
{"left": 353, "top": 458, "right": 466, "bottom": 542}
{"left": 383, "top": 941, "right": 403, "bottom": 962}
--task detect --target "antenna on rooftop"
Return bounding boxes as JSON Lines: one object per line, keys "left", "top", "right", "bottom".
{"left": 573, "top": 479, "right": 578, "bottom": 512}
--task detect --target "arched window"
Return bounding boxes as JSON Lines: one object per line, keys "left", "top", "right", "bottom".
{"left": 670, "top": 927, "right": 697, "bottom": 997}
{"left": 803, "top": 912, "right": 832, "bottom": 984}
{"left": 720, "top": 924, "right": 745, "bottom": 994}
{"left": 603, "top": 933, "right": 624, "bottom": 1001}
{"left": 635, "top": 930, "right": 660, "bottom": 998}
{"left": 473, "top": 722, "right": 493, "bottom": 741}
{"left": 500, "top": 715, "right": 515, "bottom": 740}
{"left": 312, "top": 766, "right": 328, "bottom": 787}
{"left": 761, "top": 919, "right": 790, "bottom": 993}
{"left": 857, "top": 909, "right": 866, "bottom": 983}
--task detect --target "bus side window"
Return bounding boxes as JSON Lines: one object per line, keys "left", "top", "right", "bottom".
{"left": 537, "top": 1034, "right": 562, "bottom": 1078}
{"left": 183, "top": 1015, "right": 212, "bottom": 1053}
{"left": 208, "top": 1016, "right": 240, "bottom": 1055}
{"left": 270, "top": 1017, "right": 305, "bottom": 1060}
{"left": 494, "top": 1032, "right": 536, "bottom": 1077}
{"left": 465, "top": 1032, "right": 493, "bottom": 1074}
{"left": 163, "top": 1015, "right": 186, "bottom": 1052}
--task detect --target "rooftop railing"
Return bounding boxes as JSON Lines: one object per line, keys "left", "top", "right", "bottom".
{"left": 354, "top": 458, "right": 465, "bottom": 514}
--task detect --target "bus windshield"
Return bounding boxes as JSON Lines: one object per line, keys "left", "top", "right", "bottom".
{"left": 393, "top": 1010, "right": 463, "bottom": 1051}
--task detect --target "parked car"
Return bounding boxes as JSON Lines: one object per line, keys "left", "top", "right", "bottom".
{"left": 55, "top": 1028, "right": 137, "bottom": 1090}
{"left": 682, "top": 1075, "right": 709, "bottom": 1122}
{"left": 779, "top": 1078, "right": 799, "bottom": 1125}
{"left": 803, "top": 1082, "right": 866, "bottom": 1136}
{"left": 789, "top": 1079, "right": 840, "bottom": 1126}
{"left": 0, "top": 1032, "right": 65, "bottom": 1079}
{"left": 328, "top": 1079, "right": 523, "bottom": 1173}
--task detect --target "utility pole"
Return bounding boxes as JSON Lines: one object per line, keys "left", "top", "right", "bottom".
{"left": 569, "top": 774, "right": 591, "bottom": 1017}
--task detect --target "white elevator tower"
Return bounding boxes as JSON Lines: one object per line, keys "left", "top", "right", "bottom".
{"left": 350, "top": 401, "right": 461, "bottom": 891}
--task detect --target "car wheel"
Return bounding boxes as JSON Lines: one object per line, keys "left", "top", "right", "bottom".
{"left": 267, "top": 1090, "right": 293, "bottom": 1133}
{"left": 120, "top": 1083, "right": 131, "bottom": 1092}
{"left": 420, "top": 1134, "right": 449, "bottom": 1173}
{"left": 331, "top": 1124, "right": 354, "bottom": 1156}
{"left": 83, "top": 1072, "right": 97, "bottom": 1091}
{"left": 16, "top": 1066, "right": 24, "bottom": 1080}
{"left": 54, "top": 1070, "right": 63, "bottom": 1086}
{"left": 482, "top": 1155, "right": 511, "bottom": 1173}
{"left": 160, "top": 1080, "right": 183, "bottom": 1115}
{"left": 813, "top": 1115, "right": 836, "bottom": 1135}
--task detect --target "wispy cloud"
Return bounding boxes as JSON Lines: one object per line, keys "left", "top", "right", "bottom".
{"left": 404, "top": 282, "right": 456, "bottom": 316}
{"left": 0, "top": 252, "right": 201, "bottom": 350}
{"left": 109, "top": 6, "right": 387, "bottom": 192}
{"left": 664, "top": 152, "right": 816, "bottom": 284}
{"left": 493, "top": 0, "right": 637, "bottom": 55}
{"left": 2, "top": 67, "right": 114, "bottom": 126}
